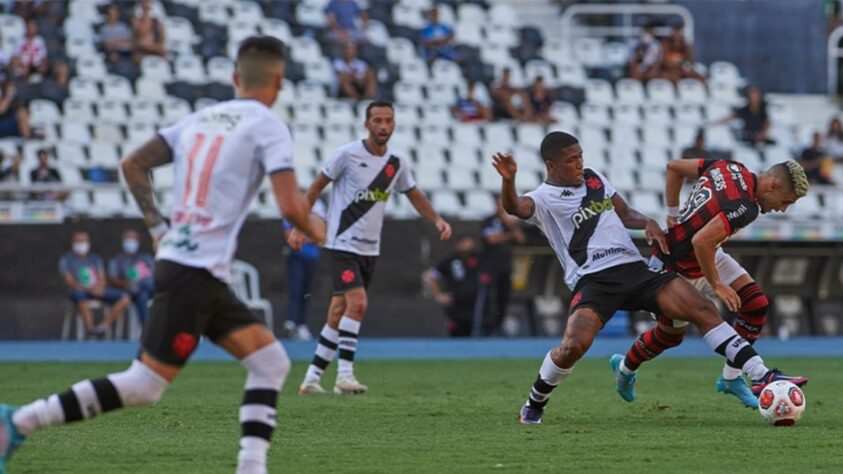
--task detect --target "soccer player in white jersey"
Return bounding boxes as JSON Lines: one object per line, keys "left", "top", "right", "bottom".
{"left": 493, "top": 131, "right": 807, "bottom": 425}
{"left": 0, "top": 37, "right": 323, "bottom": 474}
{"left": 291, "top": 101, "right": 452, "bottom": 395}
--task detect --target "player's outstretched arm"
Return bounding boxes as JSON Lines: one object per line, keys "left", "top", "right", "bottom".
{"left": 691, "top": 215, "right": 740, "bottom": 312}
{"left": 405, "top": 187, "right": 452, "bottom": 240}
{"left": 305, "top": 173, "right": 332, "bottom": 209}
{"left": 492, "top": 153, "right": 534, "bottom": 220}
{"left": 120, "top": 136, "right": 173, "bottom": 241}
{"left": 665, "top": 159, "right": 702, "bottom": 216}
{"left": 611, "top": 193, "right": 669, "bottom": 254}
{"left": 270, "top": 170, "right": 325, "bottom": 245}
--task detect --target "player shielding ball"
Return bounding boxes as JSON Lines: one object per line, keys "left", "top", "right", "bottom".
{"left": 0, "top": 37, "right": 323, "bottom": 474}
{"left": 493, "top": 131, "right": 806, "bottom": 425}
{"left": 610, "top": 158, "right": 809, "bottom": 407}
{"left": 291, "top": 101, "right": 452, "bottom": 395}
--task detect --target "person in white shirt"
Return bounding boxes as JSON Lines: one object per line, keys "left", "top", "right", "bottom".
{"left": 333, "top": 42, "right": 376, "bottom": 100}
{"left": 15, "top": 18, "right": 48, "bottom": 77}
{"left": 292, "top": 101, "right": 452, "bottom": 395}
{"left": 0, "top": 36, "right": 323, "bottom": 474}
{"left": 493, "top": 131, "right": 805, "bottom": 425}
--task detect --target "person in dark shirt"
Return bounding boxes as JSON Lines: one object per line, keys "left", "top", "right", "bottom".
{"left": 798, "top": 131, "right": 835, "bottom": 185}
{"left": 425, "top": 235, "right": 486, "bottom": 337}
{"left": 29, "top": 148, "right": 67, "bottom": 201}
{"left": 480, "top": 196, "right": 526, "bottom": 334}
{"left": 452, "top": 81, "right": 491, "bottom": 123}
{"left": 716, "top": 86, "right": 772, "bottom": 147}
{"left": 680, "top": 128, "right": 711, "bottom": 161}
{"left": 108, "top": 229, "right": 155, "bottom": 325}
{"left": 282, "top": 199, "right": 326, "bottom": 340}
{"left": 527, "top": 76, "right": 554, "bottom": 124}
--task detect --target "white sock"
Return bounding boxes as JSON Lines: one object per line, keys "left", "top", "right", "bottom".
{"left": 704, "top": 322, "right": 769, "bottom": 381}
{"left": 13, "top": 395, "right": 64, "bottom": 437}
{"left": 722, "top": 365, "right": 743, "bottom": 380}
{"left": 337, "top": 316, "right": 361, "bottom": 377}
{"left": 619, "top": 358, "right": 636, "bottom": 376}
{"left": 539, "top": 351, "right": 572, "bottom": 385}
{"left": 304, "top": 324, "right": 339, "bottom": 383}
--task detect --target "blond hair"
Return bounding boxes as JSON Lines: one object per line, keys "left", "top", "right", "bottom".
{"left": 783, "top": 160, "right": 809, "bottom": 197}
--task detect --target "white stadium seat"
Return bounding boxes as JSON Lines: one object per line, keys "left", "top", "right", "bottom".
{"left": 63, "top": 98, "right": 95, "bottom": 123}
{"left": 647, "top": 79, "right": 677, "bottom": 104}
{"left": 585, "top": 79, "right": 614, "bottom": 106}
{"left": 161, "top": 97, "right": 192, "bottom": 124}
{"left": 30, "top": 99, "right": 62, "bottom": 125}
{"left": 677, "top": 79, "right": 707, "bottom": 104}
{"left": 260, "top": 19, "right": 292, "bottom": 43}
{"left": 613, "top": 104, "right": 641, "bottom": 126}
{"left": 69, "top": 77, "right": 100, "bottom": 101}
{"left": 141, "top": 56, "right": 173, "bottom": 82}
{"left": 174, "top": 55, "right": 206, "bottom": 84}
{"left": 615, "top": 79, "right": 646, "bottom": 105}
{"left": 97, "top": 99, "right": 128, "bottom": 123}
{"left": 431, "top": 190, "right": 462, "bottom": 215}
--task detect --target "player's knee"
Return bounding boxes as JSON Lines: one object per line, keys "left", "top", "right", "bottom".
{"left": 346, "top": 295, "right": 367, "bottom": 316}
{"left": 243, "top": 342, "right": 290, "bottom": 390}
{"left": 108, "top": 360, "right": 169, "bottom": 407}
{"left": 557, "top": 338, "right": 589, "bottom": 364}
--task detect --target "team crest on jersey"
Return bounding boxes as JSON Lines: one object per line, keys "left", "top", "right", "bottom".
{"left": 384, "top": 164, "right": 396, "bottom": 178}
{"left": 586, "top": 177, "right": 603, "bottom": 190}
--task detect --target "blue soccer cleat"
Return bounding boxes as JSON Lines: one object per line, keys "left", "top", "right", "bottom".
{"left": 716, "top": 375, "right": 759, "bottom": 409}
{"left": 0, "top": 404, "right": 26, "bottom": 474}
{"left": 610, "top": 354, "right": 636, "bottom": 402}
{"left": 519, "top": 404, "right": 543, "bottom": 425}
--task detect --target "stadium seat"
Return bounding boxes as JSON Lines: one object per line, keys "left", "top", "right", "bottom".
{"left": 414, "top": 145, "right": 449, "bottom": 169}
{"left": 304, "top": 59, "right": 334, "bottom": 85}
{"left": 126, "top": 121, "right": 156, "bottom": 144}
{"left": 484, "top": 123, "right": 515, "bottom": 150}
{"left": 63, "top": 98, "right": 95, "bottom": 123}
{"left": 63, "top": 17, "right": 95, "bottom": 41}
{"left": 673, "top": 125, "right": 698, "bottom": 149}
{"left": 585, "top": 79, "right": 614, "bottom": 106}
{"left": 174, "top": 55, "right": 206, "bottom": 85}
{"left": 516, "top": 123, "right": 545, "bottom": 148}
{"left": 68, "top": 77, "right": 100, "bottom": 101}
{"left": 389, "top": 124, "right": 417, "bottom": 149}
{"left": 578, "top": 126, "right": 609, "bottom": 152}
{"left": 420, "top": 104, "right": 453, "bottom": 125}
{"left": 581, "top": 103, "right": 611, "bottom": 128}
{"left": 228, "top": 20, "right": 259, "bottom": 46}
{"left": 392, "top": 4, "right": 425, "bottom": 29}
{"left": 324, "top": 102, "right": 356, "bottom": 126}
{"left": 232, "top": 0, "right": 264, "bottom": 24}
{"left": 613, "top": 104, "right": 641, "bottom": 126}
{"left": 101, "top": 75, "right": 134, "bottom": 102}
{"left": 446, "top": 166, "right": 477, "bottom": 191}
{"left": 452, "top": 123, "right": 483, "bottom": 149}
{"left": 675, "top": 104, "right": 704, "bottom": 127}
{"left": 97, "top": 99, "right": 128, "bottom": 123}
{"left": 295, "top": 81, "right": 327, "bottom": 103}
{"left": 65, "top": 37, "right": 97, "bottom": 58}
{"left": 549, "top": 101, "right": 578, "bottom": 125}
{"left": 642, "top": 127, "right": 671, "bottom": 148}
{"left": 524, "top": 60, "right": 557, "bottom": 86}
{"left": 788, "top": 193, "right": 822, "bottom": 219}
{"left": 477, "top": 164, "right": 501, "bottom": 191}
{"left": 386, "top": 37, "right": 418, "bottom": 66}
{"left": 30, "top": 99, "right": 62, "bottom": 125}
{"left": 296, "top": 3, "right": 327, "bottom": 27}
{"left": 60, "top": 122, "right": 92, "bottom": 145}
{"left": 161, "top": 97, "right": 192, "bottom": 124}
{"left": 677, "top": 79, "right": 707, "bottom": 104}
{"left": 426, "top": 83, "right": 457, "bottom": 106}
{"left": 199, "top": 2, "right": 230, "bottom": 25}
{"left": 462, "top": 190, "right": 496, "bottom": 219}
{"left": 141, "top": 56, "right": 173, "bottom": 82}
{"left": 706, "top": 125, "right": 737, "bottom": 149}
{"left": 481, "top": 44, "right": 514, "bottom": 69}
{"left": 612, "top": 125, "right": 640, "bottom": 147}
{"left": 322, "top": 124, "right": 355, "bottom": 148}
{"left": 733, "top": 147, "right": 764, "bottom": 172}
{"left": 455, "top": 22, "right": 483, "bottom": 47}
{"left": 135, "top": 77, "right": 167, "bottom": 101}
{"left": 642, "top": 103, "right": 672, "bottom": 126}
{"left": 55, "top": 142, "right": 87, "bottom": 166}
{"left": 431, "top": 189, "right": 462, "bottom": 216}
{"left": 704, "top": 102, "right": 733, "bottom": 122}
{"left": 260, "top": 18, "right": 292, "bottom": 43}
{"left": 0, "top": 14, "right": 25, "bottom": 43}
{"left": 515, "top": 169, "right": 542, "bottom": 193}
{"left": 709, "top": 82, "right": 742, "bottom": 105}
{"left": 394, "top": 82, "right": 426, "bottom": 106}
{"left": 630, "top": 191, "right": 663, "bottom": 216}
{"left": 291, "top": 123, "right": 320, "bottom": 148}
{"left": 572, "top": 37, "right": 603, "bottom": 67}
{"left": 637, "top": 169, "right": 666, "bottom": 192}
{"left": 647, "top": 79, "right": 677, "bottom": 104}
{"left": 556, "top": 63, "right": 587, "bottom": 88}
{"left": 416, "top": 165, "right": 445, "bottom": 189}
{"left": 615, "top": 79, "right": 646, "bottom": 105}
{"left": 165, "top": 16, "right": 198, "bottom": 52}
{"left": 639, "top": 144, "right": 670, "bottom": 171}
{"left": 458, "top": 3, "right": 486, "bottom": 23}
{"left": 88, "top": 141, "right": 120, "bottom": 166}
{"left": 484, "top": 24, "right": 518, "bottom": 48}
{"left": 206, "top": 56, "right": 234, "bottom": 84}
{"left": 601, "top": 42, "right": 629, "bottom": 67}
{"left": 419, "top": 125, "right": 450, "bottom": 147}
{"left": 710, "top": 61, "right": 744, "bottom": 87}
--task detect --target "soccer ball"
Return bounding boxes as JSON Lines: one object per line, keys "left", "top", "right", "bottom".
{"left": 758, "top": 381, "right": 806, "bottom": 426}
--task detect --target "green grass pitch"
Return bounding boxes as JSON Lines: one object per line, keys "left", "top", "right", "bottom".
{"left": 2, "top": 357, "right": 842, "bottom": 473}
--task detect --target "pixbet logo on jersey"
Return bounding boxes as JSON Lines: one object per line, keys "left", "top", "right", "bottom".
{"left": 354, "top": 188, "right": 391, "bottom": 203}
{"left": 571, "top": 198, "right": 614, "bottom": 229}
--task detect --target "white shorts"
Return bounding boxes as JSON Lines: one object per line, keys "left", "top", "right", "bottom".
{"left": 648, "top": 248, "right": 749, "bottom": 328}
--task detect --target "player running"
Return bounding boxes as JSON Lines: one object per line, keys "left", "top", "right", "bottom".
{"left": 291, "top": 101, "right": 452, "bottom": 395}
{"left": 494, "top": 131, "right": 806, "bottom": 425}
{"left": 610, "top": 158, "right": 809, "bottom": 408}
{"left": 0, "top": 37, "right": 323, "bottom": 474}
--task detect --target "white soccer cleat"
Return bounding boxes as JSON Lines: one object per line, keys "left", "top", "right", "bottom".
{"left": 333, "top": 374, "right": 367, "bottom": 395}
{"left": 298, "top": 380, "right": 326, "bottom": 395}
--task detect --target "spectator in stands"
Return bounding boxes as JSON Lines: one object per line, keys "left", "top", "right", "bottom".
{"left": 108, "top": 229, "right": 155, "bottom": 325}
{"left": 421, "top": 5, "right": 456, "bottom": 65}
{"left": 99, "top": 3, "right": 134, "bottom": 65}
{"left": 712, "top": 86, "right": 772, "bottom": 147}
{"left": 527, "top": 76, "right": 554, "bottom": 124}
{"left": 29, "top": 148, "right": 67, "bottom": 201}
{"left": 480, "top": 196, "right": 525, "bottom": 335}
{"left": 15, "top": 18, "right": 48, "bottom": 78}
{"left": 59, "top": 231, "right": 132, "bottom": 338}
{"left": 452, "top": 81, "right": 492, "bottom": 123}
{"left": 132, "top": 0, "right": 166, "bottom": 62}
{"left": 0, "top": 81, "right": 35, "bottom": 139}
{"left": 823, "top": 117, "right": 843, "bottom": 159}
{"left": 798, "top": 132, "right": 835, "bottom": 185}
{"left": 325, "top": 0, "right": 364, "bottom": 44}
{"left": 282, "top": 198, "right": 326, "bottom": 341}
{"left": 681, "top": 128, "right": 711, "bottom": 160}
{"left": 491, "top": 67, "right": 533, "bottom": 122}
{"left": 0, "top": 148, "right": 21, "bottom": 199}
{"left": 333, "top": 42, "right": 376, "bottom": 100}
{"left": 424, "top": 234, "right": 486, "bottom": 337}
{"left": 627, "top": 21, "right": 661, "bottom": 81}
{"left": 657, "top": 23, "right": 706, "bottom": 84}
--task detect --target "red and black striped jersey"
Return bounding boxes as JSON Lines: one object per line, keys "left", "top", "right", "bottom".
{"left": 654, "top": 159, "right": 759, "bottom": 278}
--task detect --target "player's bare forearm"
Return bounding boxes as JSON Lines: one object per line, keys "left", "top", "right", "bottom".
{"left": 691, "top": 217, "right": 729, "bottom": 287}
{"left": 500, "top": 179, "right": 533, "bottom": 220}
{"left": 271, "top": 171, "right": 322, "bottom": 243}
{"left": 121, "top": 137, "right": 172, "bottom": 229}
{"left": 305, "top": 173, "right": 331, "bottom": 209}
{"left": 665, "top": 160, "right": 698, "bottom": 207}
{"left": 406, "top": 188, "right": 440, "bottom": 223}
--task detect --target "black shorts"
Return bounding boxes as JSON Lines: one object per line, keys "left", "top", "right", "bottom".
{"left": 142, "top": 260, "right": 263, "bottom": 366}
{"left": 569, "top": 261, "right": 678, "bottom": 324}
{"left": 325, "top": 248, "right": 378, "bottom": 295}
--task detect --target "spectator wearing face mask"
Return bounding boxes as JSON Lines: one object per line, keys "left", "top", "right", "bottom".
{"left": 108, "top": 229, "right": 155, "bottom": 325}
{"left": 59, "top": 231, "right": 132, "bottom": 338}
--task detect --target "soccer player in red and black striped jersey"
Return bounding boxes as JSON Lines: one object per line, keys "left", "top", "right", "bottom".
{"left": 611, "top": 158, "right": 810, "bottom": 408}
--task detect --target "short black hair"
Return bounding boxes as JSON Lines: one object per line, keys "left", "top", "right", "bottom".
{"left": 365, "top": 101, "right": 394, "bottom": 121}
{"left": 236, "top": 36, "right": 286, "bottom": 62}
{"left": 540, "top": 131, "right": 579, "bottom": 162}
